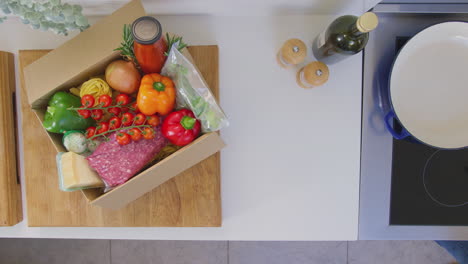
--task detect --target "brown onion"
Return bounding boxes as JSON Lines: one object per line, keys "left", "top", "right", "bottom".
{"left": 105, "top": 60, "right": 141, "bottom": 94}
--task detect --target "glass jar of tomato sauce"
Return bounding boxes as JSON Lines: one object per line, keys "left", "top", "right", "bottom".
{"left": 131, "top": 16, "right": 168, "bottom": 74}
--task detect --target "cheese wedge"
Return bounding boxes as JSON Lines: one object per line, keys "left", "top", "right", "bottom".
{"left": 61, "top": 152, "right": 104, "bottom": 189}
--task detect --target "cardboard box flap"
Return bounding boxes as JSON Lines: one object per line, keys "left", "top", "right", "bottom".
{"left": 88, "top": 132, "right": 226, "bottom": 209}
{"left": 24, "top": 0, "right": 145, "bottom": 108}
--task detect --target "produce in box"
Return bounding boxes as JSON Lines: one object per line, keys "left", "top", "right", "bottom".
{"left": 63, "top": 131, "right": 88, "bottom": 154}
{"left": 137, "top": 73, "right": 176, "bottom": 116}
{"left": 105, "top": 60, "right": 141, "bottom": 94}
{"left": 162, "top": 109, "right": 201, "bottom": 146}
{"left": 63, "top": 89, "right": 176, "bottom": 188}
{"left": 43, "top": 92, "right": 95, "bottom": 133}
{"left": 42, "top": 15, "right": 226, "bottom": 193}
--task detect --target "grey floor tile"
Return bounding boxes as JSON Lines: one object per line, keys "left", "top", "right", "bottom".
{"left": 348, "top": 240, "right": 457, "bottom": 264}
{"left": 111, "top": 240, "right": 227, "bottom": 264}
{"left": 0, "top": 238, "right": 110, "bottom": 264}
{"left": 229, "top": 241, "right": 347, "bottom": 264}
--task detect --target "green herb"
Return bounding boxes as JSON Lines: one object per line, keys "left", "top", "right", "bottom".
{"left": 114, "top": 24, "right": 139, "bottom": 68}
{"left": 0, "top": 1, "right": 89, "bottom": 35}
{"left": 164, "top": 33, "right": 188, "bottom": 56}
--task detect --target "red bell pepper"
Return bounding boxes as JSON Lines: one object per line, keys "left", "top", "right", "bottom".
{"left": 161, "top": 109, "right": 201, "bottom": 146}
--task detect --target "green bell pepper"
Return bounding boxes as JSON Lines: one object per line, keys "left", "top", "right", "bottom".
{"left": 43, "top": 91, "right": 95, "bottom": 133}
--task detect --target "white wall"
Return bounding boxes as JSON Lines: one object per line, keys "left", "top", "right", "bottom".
{"left": 66, "top": 0, "right": 380, "bottom": 16}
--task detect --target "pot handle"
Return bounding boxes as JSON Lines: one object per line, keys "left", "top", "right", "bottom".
{"left": 384, "top": 111, "right": 410, "bottom": 140}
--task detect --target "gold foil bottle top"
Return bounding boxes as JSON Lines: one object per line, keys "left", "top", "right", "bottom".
{"left": 356, "top": 12, "right": 379, "bottom": 33}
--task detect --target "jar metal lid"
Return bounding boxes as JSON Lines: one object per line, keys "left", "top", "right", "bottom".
{"left": 132, "top": 16, "right": 162, "bottom": 45}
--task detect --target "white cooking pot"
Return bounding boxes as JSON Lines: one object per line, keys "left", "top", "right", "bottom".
{"left": 385, "top": 21, "right": 468, "bottom": 149}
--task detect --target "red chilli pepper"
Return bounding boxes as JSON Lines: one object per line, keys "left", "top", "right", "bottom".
{"left": 161, "top": 109, "right": 201, "bottom": 146}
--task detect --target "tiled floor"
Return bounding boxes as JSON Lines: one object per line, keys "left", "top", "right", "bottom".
{"left": 0, "top": 239, "right": 456, "bottom": 264}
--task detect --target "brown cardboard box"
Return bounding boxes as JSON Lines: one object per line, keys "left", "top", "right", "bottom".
{"left": 23, "top": 0, "right": 225, "bottom": 210}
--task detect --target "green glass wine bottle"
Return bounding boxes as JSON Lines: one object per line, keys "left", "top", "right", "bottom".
{"left": 312, "top": 12, "right": 379, "bottom": 65}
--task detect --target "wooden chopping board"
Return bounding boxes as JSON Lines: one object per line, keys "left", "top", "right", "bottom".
{"left": 19, "top": 46, "right": 221, "bottom": 227}
{"left": 0, "top": 52, "right": 22, "bottom": 226}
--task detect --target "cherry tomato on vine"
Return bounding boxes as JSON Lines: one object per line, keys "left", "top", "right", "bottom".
{"left": 134, "top": 113, "right": 146, "bottom": 125}
{"left": 85, "top": 127, "right": 96, "bottom": 138}
{"left": 78, "top": 109, "right": 91, "bottom": 119}
{"left": 128, "top": 128, "right": 142, "bottom": 141}
{"left": 116, "top": 94, "right": 131, "bottom": 106}
{"left": 108, "top": 107, "right": 121, "bottom": 116}
{"left": 121, "top": 112, "right": 134, "bottom": 126}
{"left": 109, "top": 116, "right": 122, "bottom": 130}
{"left": 142, "top": 127, "right": 155, "bottom": 139}
{"left": 121, "top": 107, "right": 130, "bottom": 113}
{"left": 98, "top": 94, "right": 112, "bottom": 107}
{"left": 91, "top": 109, "right": 104, "bottom": 120}
{"left": 146, "top": 115, "right": 160, "bottom": 127}
{"left": 116, "top": 132, "right": 131, "bottom": 145}
{"left": 130, "top": 102, "right": 140, "bottom": 113}
{"left": 81, "top": 94, "right": 95, "bottom": 108}
{"left": 96, "top": 122, "right": 109, "bottom": 134}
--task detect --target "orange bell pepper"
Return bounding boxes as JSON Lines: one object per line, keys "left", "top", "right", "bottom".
{"left": 137, "top": 73, "right": 176, "bottom": 116}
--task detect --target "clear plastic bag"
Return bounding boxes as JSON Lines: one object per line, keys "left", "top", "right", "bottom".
{"left": 161, "top": 44, "right": 229, "bottom": 132}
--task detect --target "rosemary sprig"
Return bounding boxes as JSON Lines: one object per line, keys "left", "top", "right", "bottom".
{"left": 164, "top": 32, "right": 188, "bottom": 56}
{"left": 114, "top": 24, "right": 140, "bottom": 68}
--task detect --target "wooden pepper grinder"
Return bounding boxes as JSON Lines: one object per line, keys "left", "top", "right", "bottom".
{"left": 277, "top": 39, "right": 307, "bottom": 68}
{"left": 296, "top": 61, "right": 329, "bottom": 88}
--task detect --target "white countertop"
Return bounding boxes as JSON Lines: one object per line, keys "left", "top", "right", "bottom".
{"left": 0, "top": 14, "right": 363, "bottom": 240}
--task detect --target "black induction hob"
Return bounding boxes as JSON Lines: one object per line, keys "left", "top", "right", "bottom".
{"left": 389, "top": 37, "right": 468, "bottom": 226}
